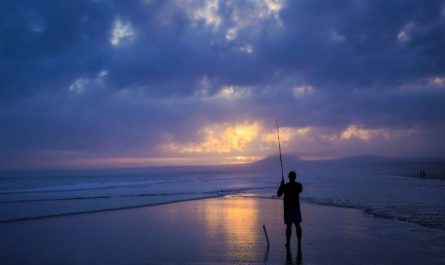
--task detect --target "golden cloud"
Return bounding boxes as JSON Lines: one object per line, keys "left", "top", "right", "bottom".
{"left": 166, "top": 122, "right": 260, "bottom": 153}
{"left": 340, "top": 125, "right": 416, "bottom": 142}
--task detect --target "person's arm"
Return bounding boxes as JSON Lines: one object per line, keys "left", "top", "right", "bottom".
{"left": 298, "top": 183, "right": 303, "bottom": 193}
{"left": 277, "top": 179, "right": 285, "bottom": 197}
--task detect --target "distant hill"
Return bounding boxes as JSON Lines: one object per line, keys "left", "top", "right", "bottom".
{"left": 245, "top": 154, "right": 445, "bottom": 179}
{"left": 247, "top": 154, "right": 387, "bottom": 171}
{"left": 247, "top": 154, "right": 303, "bottom": 171}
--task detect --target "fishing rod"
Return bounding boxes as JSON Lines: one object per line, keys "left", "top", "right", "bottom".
{"left": 276, "top": 117, "right": 284, "bottom": 182}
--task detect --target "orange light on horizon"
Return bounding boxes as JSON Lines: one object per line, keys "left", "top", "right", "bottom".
{"left": 225, "top": 155, "right": 262, "bottom": 164}
{"left": 22, "top": 123, "right": 421, "bottom": 170}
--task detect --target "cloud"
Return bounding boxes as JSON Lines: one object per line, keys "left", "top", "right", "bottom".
{"left": 293, "top": 84, "right": 314, "bottom": 98}
{"left": 1, "top": 0, "right": 445, "bottom": 168}
{"left": 338, "top": 125, "right": 416, "bottom": 142}
{"left": 166, "top": 122, "right": 260, "bottom": 154}
{"left": 186, "top": 0, "right": 222, "bottom": 29}
{"left": 110, "top": 18, "right": 135, "bottom": 46}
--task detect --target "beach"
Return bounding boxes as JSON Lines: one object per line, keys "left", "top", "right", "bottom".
{"left": 2, "top": 1, "right": 445, "bottom": 264}
{"left": 1, "top": 196, "right": 444, "bottom": 265}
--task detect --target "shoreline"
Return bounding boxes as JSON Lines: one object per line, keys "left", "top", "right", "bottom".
{"left": 0, "top": 186, "right": 274, "bottom": 223}
{"left": 301, "top": 196, "right": 444, "bottom": 231}
{"left": 0, "top": 193, "right": 223, "bottom": 223}
{"left": 3, "top": 191, "right": 444, "bottom": 232}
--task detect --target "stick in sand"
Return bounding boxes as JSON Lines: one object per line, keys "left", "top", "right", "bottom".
{"left": 262, "top": 224, "right": 270, "bottom": 247}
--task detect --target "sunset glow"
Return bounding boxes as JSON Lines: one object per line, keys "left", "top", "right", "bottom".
{"left": 166, "top": 122, "right": 260, "bottom": 154}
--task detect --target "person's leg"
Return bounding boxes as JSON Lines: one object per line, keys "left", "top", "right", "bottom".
{"left": 296, "top": 223, "right": 302, "bottom": 247}
{"left": 286, "top": 224, "right": 292, "bottom": 247}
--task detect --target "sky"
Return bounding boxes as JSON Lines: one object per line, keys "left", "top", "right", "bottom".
{"left": 1, "top": 0, "right": 445, "bottom": 169}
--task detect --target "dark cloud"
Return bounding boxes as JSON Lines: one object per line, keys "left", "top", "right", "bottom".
{"left": 0, "top": 0, "right": 113, "bottom": 100}
{"left": 1, "top": 0, "right": 445, "bottom": 168}
{"left": 260, "top": 0, "right": 445, "bottom": 87}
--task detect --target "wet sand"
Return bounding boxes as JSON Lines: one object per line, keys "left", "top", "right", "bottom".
{"left": 1, "top": 196, "right": 444, "bottom": 264}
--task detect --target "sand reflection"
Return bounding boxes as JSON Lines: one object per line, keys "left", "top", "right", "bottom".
{"left": 203, "top": 197, "right": 261, "bottom": 260}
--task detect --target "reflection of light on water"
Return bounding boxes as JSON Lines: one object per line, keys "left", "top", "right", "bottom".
{"left": 203, "top": 198, "right": 260, "bottom": 260}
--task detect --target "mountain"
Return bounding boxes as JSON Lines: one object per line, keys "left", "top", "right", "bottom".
{"left": 246, "top": 155, "right": 445, "bottom": 179}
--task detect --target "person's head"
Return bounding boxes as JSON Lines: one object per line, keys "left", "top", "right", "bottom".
{"left": 288, "top": 171, "right": 297, "bottom": 181}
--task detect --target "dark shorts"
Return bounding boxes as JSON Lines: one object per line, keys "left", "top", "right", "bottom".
{"left": 284, "top": 206, "right": 302, "bottom": 224}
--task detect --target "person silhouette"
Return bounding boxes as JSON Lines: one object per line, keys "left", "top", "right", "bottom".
{"left": 277, "top": 171, "right": 303, "bottom": 250}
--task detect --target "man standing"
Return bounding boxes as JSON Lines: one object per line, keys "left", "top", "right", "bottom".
{"left": 277, "top": 171, "right": 303, "bottom": 249}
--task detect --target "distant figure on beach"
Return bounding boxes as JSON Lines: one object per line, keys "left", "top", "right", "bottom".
{"left": 277, "top": 171, "right": 303, "bottom": 249}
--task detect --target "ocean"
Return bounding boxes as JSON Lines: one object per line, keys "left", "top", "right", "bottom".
{"left": 1, "top": 164, "right": 444, "bottom": 231}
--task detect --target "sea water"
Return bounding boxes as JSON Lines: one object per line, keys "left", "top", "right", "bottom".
{"left": 299, "top": 172, "right": 445, "bottom": 230}
{"left": 0, "top": 167, "right": 444, "bottom": 232}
